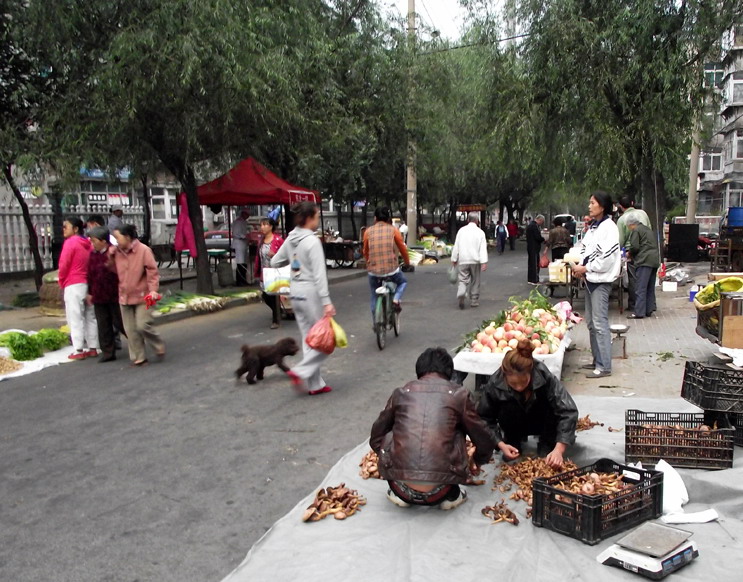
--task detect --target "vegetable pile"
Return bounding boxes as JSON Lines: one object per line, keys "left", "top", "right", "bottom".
{"left": 694, "top": 276, "right": 743, "bottom": 307}
{"left": 0, "top": 328, "right": 70, "bottom": 361}
{"left": 302, "top": 483, "right": 366, "bottom": 522}
{"left": 155, "top": 292, "right": 229, "bottom": 314}
{"left": 0, "top": 356, "right": 22, "bottom": 375}
{"left": 461, "top": 290, "right": 568, "bottom": 354}
{"left": 553, "top": 471, "right": 629, "bottom": 498}
{"left": 359, "top": 450, "right": 381, "bottom": 480}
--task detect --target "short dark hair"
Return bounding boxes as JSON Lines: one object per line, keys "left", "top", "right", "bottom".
{"left": 260, "top": 217, "right": 277, "bottom": 232}
{"left": 617, "top": 195, "right": 634, "bottom": 210}
{"left": 115, "top": 224, "right": 138, "bottom": 240}
{"left": 64, "top": 216, "right": 85, "bottom": 233}
{"left": 415, "top": 347, "right": 454, "bottom": 380}
{"left": 591, "top": 191, "right": 614, "bottom": 217}
{"left": 374, "top": 206, "right": 391, "bottom": 223}
{"left": 87, "top": 214, "right": 105, "bottom": 227}
{"left": 291, "top": 201, "right": 318, "bottom": 227}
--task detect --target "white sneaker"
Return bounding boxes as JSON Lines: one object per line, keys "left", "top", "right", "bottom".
{"left": 386, "top": 488, "right": 410, "bottom": 508}
{"left": 439, "top": 488, "right": 467, "bottom": 511}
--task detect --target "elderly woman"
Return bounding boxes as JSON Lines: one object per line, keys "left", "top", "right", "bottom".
{"left": 625, "top": 214, "right": 660, "bottom": 319}
{"left": 59, "top": 216, "right": 98, "bottom": 360}
{"left": 254, "top": 217, "right": 285, "bottom": 329}
{"left": 572, "top": 191, "right": 621, "bottom": 378}
{"left": 110, "top": 224, "right": 165, "bottom": 366}
{"left": 271, "top": 201, "right": 336, "bottom": 395}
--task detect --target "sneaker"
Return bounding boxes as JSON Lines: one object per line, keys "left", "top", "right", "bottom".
{"left": 439, "top": 488, "right": 467, "bottom": 511}
{"left": 386, "top": 488, "right": 410, "bottom": 508}
{"left": 68, "top": 351, "right": 87, "bottom": 361}
{"left": 585, "top": 369, "right": 611, "bottom": 379}
{"left": 458, "top": 297, "right": 465, "bottom": 310}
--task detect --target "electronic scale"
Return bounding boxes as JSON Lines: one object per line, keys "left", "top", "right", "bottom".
{"left": 596, "top": 523, "right": 699, "bottom": 579}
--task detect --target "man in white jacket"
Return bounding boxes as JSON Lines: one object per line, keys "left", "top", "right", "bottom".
{"left": 451, "top": 212, "right": 489, "bottom": 309}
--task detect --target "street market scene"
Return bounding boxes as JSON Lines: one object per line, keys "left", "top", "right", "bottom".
{"left": 2, "top": 1, "right": 743, "bottom": 581}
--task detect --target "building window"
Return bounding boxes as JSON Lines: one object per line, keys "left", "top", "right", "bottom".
{"left": 737, "top": 129, "right": 743, "bottom": 159}
{"left": 729, "top": 190, "right": 743, "bottom": 208}
{"left": 79, "top": 180, "right": 131, "bottom": 210}
{"left": 149, "top": 186, "right": 178, "bottom": 220}
{"left": 733, "top": 81, "right": 743, "bottom": 104}
{"left": 704, "top": 63, "right": 724, "bottom": 88}
{"left": 700, "top": 152, "right": 722, "bottom": 171}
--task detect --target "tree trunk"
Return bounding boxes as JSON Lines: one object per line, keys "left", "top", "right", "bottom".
{"left": 448, "top": 197, "right": 458, "bottom": 240}
{"left": 3, "top": 164, "right": 44, "bottom": 290}
{"left": 181, "top": 165, "right": 213, "bottom": 295}
{"left": 140, "top": 174, "right": 152, "bottom": 246}
{"left": 336, "top": 204, "right": 342, "bottom": 239}
{"left": 49, "top": 185, "right": 64, "bottom": 269}
{"left": 349, "top": 206, "right": 357, "bottom": 241}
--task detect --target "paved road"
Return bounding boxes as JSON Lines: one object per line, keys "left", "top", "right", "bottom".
{"left": 0, "top": 247, "right": 534, "bottom": 582}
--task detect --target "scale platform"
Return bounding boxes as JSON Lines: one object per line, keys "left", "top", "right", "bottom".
{"left": 597, "top": 523, "right": 699, "bottom": 580}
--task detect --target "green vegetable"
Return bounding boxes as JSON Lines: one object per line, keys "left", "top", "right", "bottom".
{"left": 5, "top": 333, "right": 43, "bottom": 361}
{"left": 33, "top": 329, "right": 70, "bottom": 352}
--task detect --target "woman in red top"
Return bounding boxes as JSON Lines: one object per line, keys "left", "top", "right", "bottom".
{"left": 254, "top": 218, "right": 285, "bottom": 329}
{"left": 506, "top": 220, "right": 519, "bottom": 251}
{"left": 58, "top": 217, "right": 98, "bottom": 360}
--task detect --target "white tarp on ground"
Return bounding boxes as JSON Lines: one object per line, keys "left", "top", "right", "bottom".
{"left": 0, "top": 329, "right": 75, "bottom": 381}
{"left": 222, "top": 396, "right": 743, "bottom": 582}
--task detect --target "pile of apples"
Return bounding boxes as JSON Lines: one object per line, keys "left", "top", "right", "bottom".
{"left": 469, "top": 308, "right": 567, "bottom": 355}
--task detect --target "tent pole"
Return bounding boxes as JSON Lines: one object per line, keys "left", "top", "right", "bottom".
{"left": 320, "top": 196, "right": 325, "bottom": 238}
{"left": 228, "top": 206, "right": 232, "bottom": 267}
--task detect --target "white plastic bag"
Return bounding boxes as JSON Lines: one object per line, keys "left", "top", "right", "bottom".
{"left": 447, "top": 266, "right": 458, "bottom": 285}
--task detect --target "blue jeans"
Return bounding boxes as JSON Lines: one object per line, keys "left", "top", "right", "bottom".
{"left": 584, "top": 282, "right": 612, "bottom": 372}
{"left": 634, "top": 266, "right": 657, "bottom": 317}
{"left": 368, "top": 272, "right": 407, "bottom": 316}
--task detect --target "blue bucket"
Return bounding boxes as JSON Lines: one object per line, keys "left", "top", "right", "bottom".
{"left": 729, "top": 207, "right": 743, "bottom": 227}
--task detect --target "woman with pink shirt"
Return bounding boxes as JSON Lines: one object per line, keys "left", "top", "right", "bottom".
{"left": 110, "top": 224, "right": 165, "bottom": 366}
{"left": 58, "top": 217, "right": 99, "bottom": 360}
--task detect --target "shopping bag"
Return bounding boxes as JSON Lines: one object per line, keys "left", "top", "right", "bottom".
{"left": 539, "top": 250, "right": 549, "bottom": 269}
{"left": 447, "top": 266, "right": 458, "bottom": 285}
{"left": 261, "top": 266, "right": 291, "bottom": 295}
{"left": 330, "top": 318, "right": 348, "bottom": 348}
{"left": 306, "top": 316, "right": 336, "bottom": 354}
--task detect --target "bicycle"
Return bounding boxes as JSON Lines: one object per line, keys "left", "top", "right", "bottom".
{"left": 374, "top": 275, "right": 400, "bottom": 350}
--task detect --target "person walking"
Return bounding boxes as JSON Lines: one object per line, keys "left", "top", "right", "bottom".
{"left": 398, "top": 220, "right": 409, "bottom": 244}
{"left": 616, "top": 196, "right": 650, "bottom": 311}
{"left": 526, "top": 215, "right": 545, "bottom": 283}
{"left": 495, "top": 220, "right": 509, "bottom": 254}
{"left": 546, "top": 217, "right": 572, "bottom": 261}
{"left": 232, "top": 208, "right": 251, "bottom": 286}
{"left": 254, "top": 217, "right": 285, "bottom": 329}
{"left": 59, "top": 217, "right": 99, "bottom": 360}
{"left": 363, "top": 206, "right": 410, "bottom": 320}
{"left": 451, "top": 212, "right": 488, "bottom": 310}
{"left": 271, "top": 201, "right": 336, "bottom": 396}
{"left": 87, "top": 226, "right": 124, "bottom": 362}
{"left": 110, "top": 224, "right": 165, "bottom": 366}
{"left": 625, "top": 214, "right": 660, "bottom": 319}
{"left": 107, "top": 205, "right": 124, "bottom": 235}
{"left": 571, "top": 192, "right": 621, "bottom": 379}
{"left": 507, "top": 220, "right": 519, "bottom": 250}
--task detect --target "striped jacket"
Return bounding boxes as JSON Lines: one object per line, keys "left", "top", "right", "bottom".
{"left": 578, "top": 216, "right": 621, "bottom": 283}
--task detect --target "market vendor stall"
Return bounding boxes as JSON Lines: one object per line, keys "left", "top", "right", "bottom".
{"left": 220, "top": 395, "right": 743, "bottom": 582}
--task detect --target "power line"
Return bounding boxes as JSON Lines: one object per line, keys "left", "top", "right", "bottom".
{"left": 419, "top": 0, "right": 438, "bottom": 34}
{"left": 419, "top": 32, "right": 533, "bottom": 55}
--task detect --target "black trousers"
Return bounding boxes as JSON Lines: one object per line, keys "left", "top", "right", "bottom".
{"left": 497, "top": 396, "right": 559, "bottom": 453}
{"left": 527, "top": 248, "right": 540, "bottom": 283}
{"left": 94, "top": 302, "right": 124, "bottom": 357}
{"left": 552, "top": 247, "right": 568, "bottom": 261}
{"left": 236, "top": 264, "right": 249, "bottom": 286}
{"left": 509, "top": 237, "right": 516, "bottom": 250}
{"left": 262, "top": 292, "right": 280, "bottom": 324}
{"left": 626, "top": 261, "right": 637, "bottom": 309}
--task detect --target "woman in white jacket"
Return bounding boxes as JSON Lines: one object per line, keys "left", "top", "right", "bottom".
{"left": 572, "top": 192, "right": 621, "bottom": 378}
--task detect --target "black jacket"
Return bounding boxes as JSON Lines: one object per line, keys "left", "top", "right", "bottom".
{"left": 477, "top": 360, "right": 578, "bottom": 445}
{"left": 526, "top": 221, "right": 544, "bottom": 252}
{"left": 370, "top": 374, "right": 496, "bottom": 484}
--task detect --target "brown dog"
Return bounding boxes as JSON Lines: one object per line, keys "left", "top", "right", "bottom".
{"left": 235, "top": 337, "right": 300, "bottom": 384}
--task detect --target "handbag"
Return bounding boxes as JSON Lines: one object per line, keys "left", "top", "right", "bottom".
{"left": 261, "top": 266, "right": 291, "bottom": 295}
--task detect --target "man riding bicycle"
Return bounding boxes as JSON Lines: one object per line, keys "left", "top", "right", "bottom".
{"left": 363, "top": 207, "right": 410, "bottom": 320}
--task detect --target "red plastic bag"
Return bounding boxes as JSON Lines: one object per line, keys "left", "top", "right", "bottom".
{"left": 539, "top": 249, "right": 549, "bottom": 269}
{"left": 306, "top": 316, "right": 336, "bottom": 354}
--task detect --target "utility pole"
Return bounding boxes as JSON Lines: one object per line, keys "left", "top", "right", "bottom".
{"left": 686, "top": 120, "right": 700, "bottom": 224}
{"left": 406, "top": 0, "right": 418, "bottom": 243}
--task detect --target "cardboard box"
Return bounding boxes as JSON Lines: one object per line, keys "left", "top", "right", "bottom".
{"left": 662, "top": 281, "right": 678, "bottom": 292}
{"left": 721, "top": 315, "right": 743, "bottom": 349}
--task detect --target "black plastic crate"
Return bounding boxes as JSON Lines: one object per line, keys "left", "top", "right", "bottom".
{"left": 532, "top": 458, "right": 663, "bottom": 545}
{"left": 732, "top": 413, "right": 743, "bottom": 448}
{"left": 681, "top": 360, "right": 743, "bottom": 414}
{"left": 625, "top": 410, "right": 734, "bottom": 470}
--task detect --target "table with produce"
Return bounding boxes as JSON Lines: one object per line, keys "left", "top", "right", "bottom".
{"left": 453, "top": 290, "right": 572, "bottom": 380}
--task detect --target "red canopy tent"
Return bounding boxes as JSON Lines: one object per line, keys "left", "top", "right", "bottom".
{"left": 175, "top": 157, "right": 320, "bottom": 257}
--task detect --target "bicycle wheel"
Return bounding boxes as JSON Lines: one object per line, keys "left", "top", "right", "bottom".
{"left": 375, "top": 296, "right": 386, "bottom": 350}
{"left": 392, "top": 303, "right": 400, "bottom": 337}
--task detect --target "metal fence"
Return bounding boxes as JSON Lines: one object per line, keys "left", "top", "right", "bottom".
{"left": 0, "top": 203, "right": 144, "bottom": 274}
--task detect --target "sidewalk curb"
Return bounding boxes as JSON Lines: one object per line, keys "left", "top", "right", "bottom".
{"left": 152, "top": 270, "right": 367, "bottom": 326}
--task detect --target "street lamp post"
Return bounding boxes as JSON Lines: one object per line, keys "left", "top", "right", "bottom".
{"left": 406, "top": 0, "right": 418, "bottom": 244}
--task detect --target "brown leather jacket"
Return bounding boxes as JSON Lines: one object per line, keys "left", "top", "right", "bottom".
{"left": 369, "top": 374, "right": 497, "bottom": 484}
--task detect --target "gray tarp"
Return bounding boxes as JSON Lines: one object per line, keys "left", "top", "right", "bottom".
{"left": 222, "top": 396, "right": 743, "bottom": 581}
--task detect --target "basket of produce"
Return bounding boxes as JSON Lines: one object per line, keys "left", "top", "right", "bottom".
{"left": 696, "top": 306, "right": 720, "bottom": 337}
{"left": 531, "top": 458, "right": 663, "bottom": 546}
{"left": 693, "top": 277, "right": 743, "bottom": 311}
{"left": 625, "top": 410, "right": 734, "bottom": 470}
{"left": 681, "top": 360, "right": 743, "bottom": 414}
